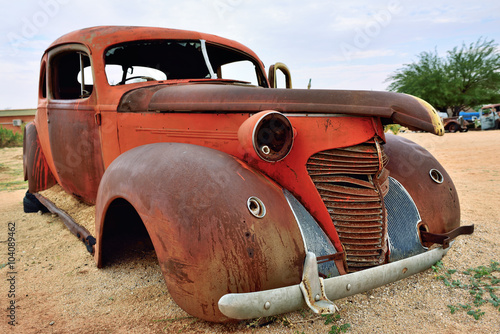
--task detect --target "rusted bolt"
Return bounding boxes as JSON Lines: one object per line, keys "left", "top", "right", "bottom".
{"left": 264, "top": 301, "right": 271, "bottom": 310}
{"left": 402, "top": 267, "right": 408, "bottom": 274}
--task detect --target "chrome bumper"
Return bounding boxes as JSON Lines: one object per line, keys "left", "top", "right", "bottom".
{"left": 218, "top": 247, "right": 448, "bottom": 320}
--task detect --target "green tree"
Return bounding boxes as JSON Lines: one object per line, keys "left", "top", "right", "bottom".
{"left": 387, "top": 38, "right": 500, "bottom": 116}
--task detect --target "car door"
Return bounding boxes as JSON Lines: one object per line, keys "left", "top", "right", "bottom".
{"left": 46, "top": 44, "right": 104, "bottom": 204}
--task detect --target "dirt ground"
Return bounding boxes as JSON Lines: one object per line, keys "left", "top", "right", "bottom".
{"left": 1, "top": 130, "right": 499, "bottom": 334}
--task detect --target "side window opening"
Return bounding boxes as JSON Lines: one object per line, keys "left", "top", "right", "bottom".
{"left": 39, "top": 61, "right": 47, "bottom": 99}
{"left": 51, "top": 51, "right": 93, "bottom": 100}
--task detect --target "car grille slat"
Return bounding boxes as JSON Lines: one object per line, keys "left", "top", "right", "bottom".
{"left": 334, "top": 220, "right": 385, "bottom": 228}
{"left": 311, "top": 175, "right": 376, "bottom": 189}
{"left": 316, "top": 183, "right": 379, "bottom": 197}
{"left": 319, "top": 190, "right": 381, "bottom": 202}
{"left": 327, "top": 208, "right": 382, "bottom": 216}
{"left": 344, "top": 243, "right": 383, "bottom": 251}
{"left": 347, "top": 250, "right": 382, "bottom": 256}
{"left": 308, "top": 167, "right": 381, "bottom": 176}
{"left": 335, "top": 226, "right": 382, "bottom": 233}
{"left": 307, "top": 139, "right": 389, "bottom": 272}
{"left": 309, "top": 151, "right": 379, "bottom": 160}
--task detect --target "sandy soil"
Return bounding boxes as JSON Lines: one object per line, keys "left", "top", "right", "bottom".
{"left": 0, "top": 130, "right": 499, "bottom": 334}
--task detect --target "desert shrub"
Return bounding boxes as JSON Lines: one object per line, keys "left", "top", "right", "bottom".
{"left": 384, "top": 124, "right": 402, "bottom": 135}
{"left": 0, "top": 126, "right": 23, "bottom": 148}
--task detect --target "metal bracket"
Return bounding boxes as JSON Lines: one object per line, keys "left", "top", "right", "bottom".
{"left": 421, "top": 224, "right": 474, "bottom": 249}
{"left": 299, "top": 252, "right": 339, "bottom": 314}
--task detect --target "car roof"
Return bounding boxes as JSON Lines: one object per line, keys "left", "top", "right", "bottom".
{"left": 46, "top": 26, "right": 262, "bottom": 62}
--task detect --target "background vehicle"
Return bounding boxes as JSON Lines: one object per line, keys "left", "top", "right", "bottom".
{"left": 437, "top": 112, "right": 468, "bottom": 132}
{"left": 479, "top": 104, "right": 500, "bottom": 130}
{"left": 23, "top": 26, "right": 472, "bottom": 322}
{"left": 459, "top": 105, "right": 500, "bottom": 130}
{"left": 459, "top": 110, "right": 480, "bottom": 123}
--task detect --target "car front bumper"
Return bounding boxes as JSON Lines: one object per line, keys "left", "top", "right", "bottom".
{"left": 218, "top": 246, "right": 448, "bottom": 320}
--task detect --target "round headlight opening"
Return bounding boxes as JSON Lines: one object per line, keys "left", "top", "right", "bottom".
{"left": 253, "top": 112, "right": 293, "bottom": 162}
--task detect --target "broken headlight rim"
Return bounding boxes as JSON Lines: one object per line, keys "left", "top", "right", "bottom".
{"left": 251, "top": 111, "right": 294, "bottom": 162}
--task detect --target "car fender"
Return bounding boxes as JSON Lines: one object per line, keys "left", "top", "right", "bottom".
{"left": 94, "top": 143, "right": 307, "bottom": 322}
{"left": 23, "top": 122, "right": 57, "bottom": 193}
{"left": 383, "top": 134, "right": 460, "bottom": 235}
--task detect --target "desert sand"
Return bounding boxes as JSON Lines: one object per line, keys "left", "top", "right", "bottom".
{"left": 1, "top": 130, "right": 499, "bottom": 333}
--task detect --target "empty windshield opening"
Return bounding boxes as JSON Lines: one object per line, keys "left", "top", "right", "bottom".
{"left": 218, "top": 60, "right": 258, "bottom": 86}
{"left": 104, "top": 40, "right": 265, "bottom": 87}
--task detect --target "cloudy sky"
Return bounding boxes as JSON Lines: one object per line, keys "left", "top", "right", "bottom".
{"left": 0, "top": 0, "right": 499, "bottom": 109}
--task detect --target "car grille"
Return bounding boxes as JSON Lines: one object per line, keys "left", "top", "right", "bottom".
{"left": 306, "top": 139, "right": 389, "bottom": 272}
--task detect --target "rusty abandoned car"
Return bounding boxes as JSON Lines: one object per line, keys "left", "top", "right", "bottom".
{"left": 23, "top": 26, "right": 473, "bottom": 322}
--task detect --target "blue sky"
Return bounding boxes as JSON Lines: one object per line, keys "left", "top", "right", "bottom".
{"left": 1, "top": 0, "right": 499, "bottom": 109}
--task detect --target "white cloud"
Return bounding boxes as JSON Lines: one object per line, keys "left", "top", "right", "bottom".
{"left": 293, "top": 63, "right": 400, "bottom": 91}
{"left": 340, "top": 49, "right": 397, "bottom": 61}
{"left": 0, "top": 0, "right": 499, "bottom": 108}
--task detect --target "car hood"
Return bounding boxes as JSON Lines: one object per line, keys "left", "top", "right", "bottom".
{"left": 117, "top": 83, "right": 444, "bottom": 135}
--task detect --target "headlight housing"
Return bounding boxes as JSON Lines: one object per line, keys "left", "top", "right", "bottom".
{"left": 238, "top": 111, "right": 294, "bottom": 162}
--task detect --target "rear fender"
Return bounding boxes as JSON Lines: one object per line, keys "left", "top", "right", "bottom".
{"left": 94, "top": 143, "right": 307, "bottom": 322}
{"left": 23, "top": 122, "right": 57, "bottom": 193}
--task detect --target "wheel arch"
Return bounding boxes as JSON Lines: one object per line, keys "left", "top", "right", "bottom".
{"left": 93, "top": 142, "right": 307, "bottom": 322}
{"left": 95, "top": 196, "right": 152, "bottom": 268}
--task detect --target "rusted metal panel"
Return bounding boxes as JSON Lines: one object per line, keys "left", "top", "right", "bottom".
{"left": 383, "top": 134, "right": 461, "bottom": 234}
{"left": 23, "top": 122, "right": 57, "bottom": 193}
{"left": 46, "top": 101, "right": 105, "bottom": 205}
{"left": 94, "top": 143, "right": 306, "bottom": 322}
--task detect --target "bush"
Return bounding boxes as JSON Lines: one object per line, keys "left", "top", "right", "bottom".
{"left": 384, "top": 124, "right": 402, "bottom": 135}
{"left": 0, "top": 126, "right": 23, "bottom": 148}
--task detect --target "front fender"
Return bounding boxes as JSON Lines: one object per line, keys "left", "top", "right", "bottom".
{"left": 95, "top": 143, "right": 307, "bottom": 322}
{"left": 384, "top": 134, "right": 460, "bottom": 235}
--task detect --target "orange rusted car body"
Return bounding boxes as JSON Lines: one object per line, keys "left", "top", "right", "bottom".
{"left": 24, "top": 26, "right": 472, "bottom": 322}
